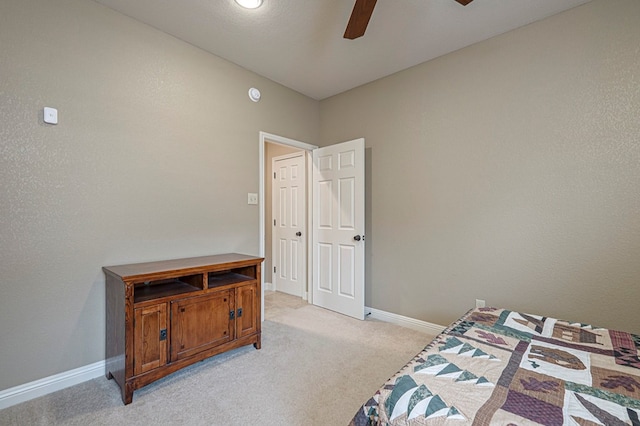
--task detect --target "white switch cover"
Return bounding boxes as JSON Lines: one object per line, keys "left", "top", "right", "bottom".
{"left": 248, "top": 193, "right": 258, "bottom": 205}
{"left": 44, "top": 107, "right": 58, "bottom": 125}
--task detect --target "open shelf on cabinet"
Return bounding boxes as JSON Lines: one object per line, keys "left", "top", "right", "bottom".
{"left": 208, "top": 271, "right": 254, "bottom": 289}
{"left": 133, "top": 277, "right": 201, "bottom": 303}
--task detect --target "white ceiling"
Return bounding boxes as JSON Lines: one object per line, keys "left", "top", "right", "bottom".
{"left": 92, "top": 0, "right": 593, "bottom": 100}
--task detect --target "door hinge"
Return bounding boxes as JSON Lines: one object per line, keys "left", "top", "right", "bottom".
{"left": 274, "top": 219, "right": 276, "bottom": 226}
{"left": 274, "top": 266, "right": 276, "bottom": 273}
{"left": 274, "top": 172, "right": 276, "bottom": 179}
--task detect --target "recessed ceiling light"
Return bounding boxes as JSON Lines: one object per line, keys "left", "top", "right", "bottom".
{"left": 235, "top": 0, "right": 262, "bottom": 9}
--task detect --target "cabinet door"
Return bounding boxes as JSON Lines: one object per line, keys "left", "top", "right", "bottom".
{"left": 236, "top": 283, "right": 258, "bottom": 338}
{"left": 170, "top": 291, "right": 234, "bottom": 361}
{"left": 134, "top": 304, "right": 168, "bottom": 376}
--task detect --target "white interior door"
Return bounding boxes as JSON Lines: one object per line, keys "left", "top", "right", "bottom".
{"left": 272, "top": 152, "right": 306, "bottom": 297}
{"left": 312, "top": 138, "right": 365, "bottom": 320}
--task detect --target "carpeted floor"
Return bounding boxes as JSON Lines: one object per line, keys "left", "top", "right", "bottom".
{"left": 0, "top": 292, "right": 434, "bottom": 425}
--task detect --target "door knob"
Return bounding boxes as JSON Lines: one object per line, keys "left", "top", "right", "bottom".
{"left": 296, "top": 231, "right": 302, "bottom": 237}
{"left": 353, "top": 235, "right": 362, "bottom": 241}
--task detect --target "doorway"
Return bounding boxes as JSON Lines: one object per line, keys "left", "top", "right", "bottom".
{"left": 259, "top": 132, "right": 316, "bottom": 320}
{"left": 259, "top": 132, "right": 366, "bottom": 321}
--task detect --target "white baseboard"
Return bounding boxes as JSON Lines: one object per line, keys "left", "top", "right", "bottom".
{"left": 265, "top": 281, "right": 274, "bottom": 291}
{"left": 366, "top": 307, "right": 445, "bottom": 336}
{"left": 0, "top": 360, "right": 105, "bottom": 410}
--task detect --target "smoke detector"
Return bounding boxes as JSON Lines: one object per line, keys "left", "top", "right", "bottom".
{"left": 248, "top": 87, "right": 261, "bottom": 102}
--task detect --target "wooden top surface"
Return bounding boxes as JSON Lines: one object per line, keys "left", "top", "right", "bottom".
{"left": 103, "top": 253, "right": 263, "bottom": 280}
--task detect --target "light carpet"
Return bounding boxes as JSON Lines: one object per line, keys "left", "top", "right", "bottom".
{"left": 0, "top": 303, "right": 433, "bottom": 425}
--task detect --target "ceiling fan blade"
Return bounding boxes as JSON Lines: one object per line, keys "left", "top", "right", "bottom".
{"left": 455, "top": 0, "right": 474, "bottom": 5}
{"left": 344, "top": 0, "right": 377, "bottom": 40}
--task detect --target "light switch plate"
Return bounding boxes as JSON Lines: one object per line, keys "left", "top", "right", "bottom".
{"left": 44, "top": 107, "right": 58, "bottom": 125}
{"left": 248, "top": 193, "right": 258, "bottom": 205}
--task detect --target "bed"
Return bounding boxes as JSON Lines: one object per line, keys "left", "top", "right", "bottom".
{"left": 350, "top": 307, "right": 640, "bottom": 425}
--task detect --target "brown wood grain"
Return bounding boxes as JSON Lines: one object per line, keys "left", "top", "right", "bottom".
{"left": 104, "top": 253, "right": 263, "bottom": 405}
{"left": 133, "top": 304, "right": 167, "bottom": 375}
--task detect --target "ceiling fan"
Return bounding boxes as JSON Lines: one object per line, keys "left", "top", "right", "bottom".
{"left": 344, "top": 0, "right": 475, "bottom": 40}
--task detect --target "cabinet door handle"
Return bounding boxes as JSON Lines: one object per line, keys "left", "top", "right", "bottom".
{"left": 237, "top": 308, "right": 243, "bottom": 318}
{"left": 229, "top": 310, "right": 235, "bottom": 320}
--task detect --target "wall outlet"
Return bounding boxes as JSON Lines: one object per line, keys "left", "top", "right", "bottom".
{"left": 475, "top": 299, "right": 486, "bottom": 308}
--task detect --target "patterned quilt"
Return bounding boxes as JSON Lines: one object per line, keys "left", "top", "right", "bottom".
{"left": 350, "top": 308, "right": 640, "bottom": 425}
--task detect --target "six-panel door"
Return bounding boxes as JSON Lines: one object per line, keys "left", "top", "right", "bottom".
{"left": 312, "top": 138, "right": 365, "bottom": 320}
{"left": 273, "top": 152, "right": 306, "bottom": 297}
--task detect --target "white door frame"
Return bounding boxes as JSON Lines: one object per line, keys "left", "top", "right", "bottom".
{"left": 259, "top": 132, "right": 317, "bottom": 320}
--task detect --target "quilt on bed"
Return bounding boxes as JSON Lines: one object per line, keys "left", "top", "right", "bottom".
{"left": 350, "top": 307, "right": 640, "bottom": 425}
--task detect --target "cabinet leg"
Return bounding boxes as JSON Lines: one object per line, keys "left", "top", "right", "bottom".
{"left": 122, "top": 383, "right": 134, "bottom": 405}
{"left": 106, "top": 371, "right": 113, "bottom": 380}
{"left": 253, "top": 335, "right": 261, "bottom": 350}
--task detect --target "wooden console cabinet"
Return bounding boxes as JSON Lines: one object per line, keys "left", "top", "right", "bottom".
{"left": 104, "top": 253, "right": 263, "bottom": 405}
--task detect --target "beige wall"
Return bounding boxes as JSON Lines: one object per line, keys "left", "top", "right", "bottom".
{"left": 0, "top": 0, "right": 319, "bottom": 390}
{"left": 320, "top": 0, "right": 640, "bottom": 334}
{"left": 2, "top": 0, "right": 639, "bottom": 394}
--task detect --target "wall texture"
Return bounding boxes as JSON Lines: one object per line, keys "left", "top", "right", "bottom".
{"left": 0, "top": 0, "right": 319, "bottom": 390}
{"left": 320, "top": 0, "right": 640, "bottom": 334}
{"left": 2, "top": 0, "right": 639, "bottom": 394}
